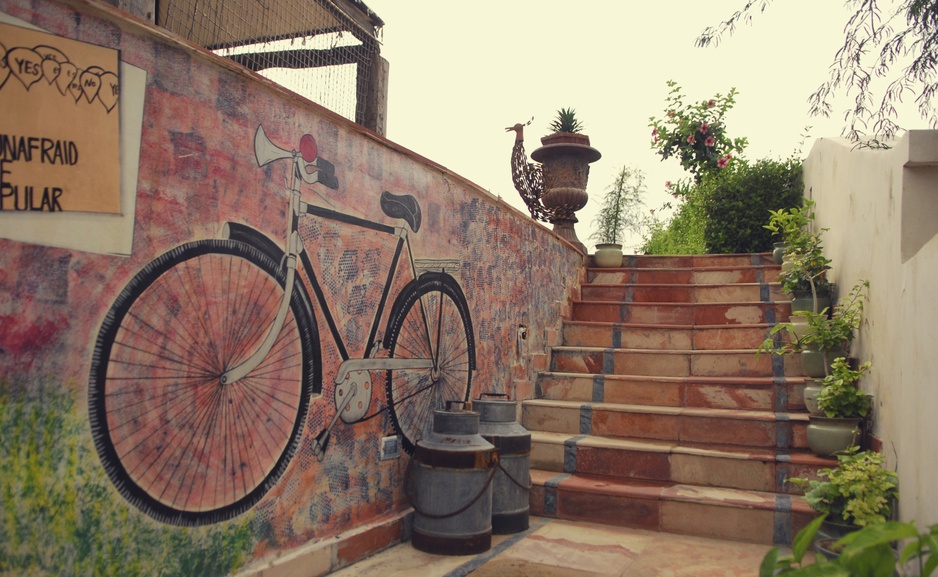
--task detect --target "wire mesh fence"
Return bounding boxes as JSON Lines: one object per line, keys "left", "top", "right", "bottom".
{"left": 157, "top": 0, "right": 383, "bottom": 126}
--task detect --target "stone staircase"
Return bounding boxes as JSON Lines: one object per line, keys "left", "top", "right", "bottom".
{"left": 524, "top": 253, "right": 832, "bottom": 546}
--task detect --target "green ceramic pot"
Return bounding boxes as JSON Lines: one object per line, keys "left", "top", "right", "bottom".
{"left": 807, "top": 416, "right": 862, "bottom": 457}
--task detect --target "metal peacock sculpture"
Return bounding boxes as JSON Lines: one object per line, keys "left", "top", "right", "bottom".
{"left": 505, "top": 119, "right": 551, "bottom": 222}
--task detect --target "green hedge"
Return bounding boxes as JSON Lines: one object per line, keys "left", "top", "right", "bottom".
{"left": 699, "top": 158, "right": 803, "bottom": 254}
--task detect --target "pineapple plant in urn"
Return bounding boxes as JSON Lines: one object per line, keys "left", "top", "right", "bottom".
{"left": 589, "top": 166, "right": 646, "bottom": 267}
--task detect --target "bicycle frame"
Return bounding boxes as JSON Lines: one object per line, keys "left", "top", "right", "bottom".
{"left": 221, "top": 127, "right": 442, "bottom": 402}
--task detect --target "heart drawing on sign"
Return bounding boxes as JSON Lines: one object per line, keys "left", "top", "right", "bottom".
{"left": 98, "top": 71, "right": 118, "bottom": 112}
{"left": 56, "top": 61, "right": 77, "bottom": 97}
{"left": 0, "top": 42, "right": 10, "bottom": 90}
{"left": 79, "top": 68, "right": 101, "bottom": 104}
{"left": 7, "top": 47, "right": 43, "bottom": 90}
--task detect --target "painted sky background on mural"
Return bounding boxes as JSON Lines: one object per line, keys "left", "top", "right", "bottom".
{"left": 362, "top": 0, "right": 923, "bottom": 250}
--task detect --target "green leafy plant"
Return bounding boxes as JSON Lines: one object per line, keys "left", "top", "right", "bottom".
{"left": 765, "top": 200, "right": 813, "bottom": 246}
{"left": 761, "top": 515, "right": 938, "bottom": 576}
{"left": 759, "top": 280, "right": 868, "bottom": 359}
{"left": 589, "top": 166, "right": 646, "bottom": 245}
{"left": 817, "top": 357, "right": 873, "bottom": 419}
{"left": 697, "top": 157, "right": 804, "bottom": 253}
{"left": 793, "top": 448, "right": 898, "bottom": 528}
{"left": 640, "top": 193, "right": 707, "bottom": 254}
{"left": 649, "top": 80, "right": 748, "bottom": 182}
{"left": 547, "top": 107, "right": 583, "bottom": 134}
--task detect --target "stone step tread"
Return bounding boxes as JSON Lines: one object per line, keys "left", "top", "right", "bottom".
{"left": 564, "top": 320, "right": 777, "bottom": 329}
{"left": 588, "top": 254, "right": 776, "bottom": 268}
{"left": 583, "top": 282, "right": 781, "bottom": 288}
{"left": 552, "top": 345, "right": 769, "bottom": 354}
{"left": 572, "top": 298, "right": 787, "bottom": 306}
{"left": 523, "top": 398, "right": 809, "bottom": 422}
{"left": 530, "top": 431, "right": 832, "bottom": 466}
{"left": 538, "top": 371, "right": 804, "bottom": 385}
{"left": 530, "top": 469, "right": 813, "bottom": 514}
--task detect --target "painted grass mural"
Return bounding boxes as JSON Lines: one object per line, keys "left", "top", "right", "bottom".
{"left": 0, "top": 383, "right": 255, "bottom": 576}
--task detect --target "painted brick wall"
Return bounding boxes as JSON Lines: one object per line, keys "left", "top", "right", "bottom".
{"left": 0, "top": 0, "right": 583, "bottom": 574}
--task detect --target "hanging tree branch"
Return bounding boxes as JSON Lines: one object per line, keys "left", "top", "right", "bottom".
{"left": 697, "top": 0, "right": 938, "bottom": 146}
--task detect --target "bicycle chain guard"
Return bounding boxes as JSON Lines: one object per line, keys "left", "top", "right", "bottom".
{"left": 336, "top": 370, "right": 372, "bottom": 423}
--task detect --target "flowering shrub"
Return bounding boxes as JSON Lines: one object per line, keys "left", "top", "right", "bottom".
{"left": 649, "top": 80, "right": 748, "bottom": 181}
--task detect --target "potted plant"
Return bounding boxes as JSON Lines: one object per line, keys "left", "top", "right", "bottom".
{"left": 765, "top": 200, "right": 834, "bottom": 312}
{"left": 759, "top": 516, "right": 936, "bottom": 576}
{"left": 588, "top": 166, "right": 645, "bottom": 267}
{"left": 807, "top": 357, "right": 873, "bottom": 456}
{"left": 798, "top": 280, "right": 867, "bottom": 378}
{"left": 794, "top": 448, "right": 898, "bottom": 540}
{"left": 765, "top": 201, "right": 812, "bottom": 264}
{"left": 530, "top": 108, "right": 602, "bottom": 253}
{"left": 759, "top": 280, "right": 868, "bottom": 379}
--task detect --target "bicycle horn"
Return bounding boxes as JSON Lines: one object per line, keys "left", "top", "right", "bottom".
{"left": 254, "top": 125, "right": 293, "bottom": 167}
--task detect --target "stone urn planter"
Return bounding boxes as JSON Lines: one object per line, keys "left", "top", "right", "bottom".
{"left": 530, "top": 132, "right": 601, "bottom": 253}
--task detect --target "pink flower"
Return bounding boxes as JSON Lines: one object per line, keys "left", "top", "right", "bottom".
{"left": 665, "top": 180, "right": 672, "bottom": 188}
{"left": 650, "top": 209, "right": 656, "bottom": 215}
{"left": 672, "top": 193, "right": 679, "bottom": 199}
{"left": 686, "top": 135, "right": 696, "bottom": 145}
{"left": 707, "top": 100, "right": 716, "bottom": 108}
{"left": 700, "top": 123, "right": 710, "bottom": 135}
{"left": 705, "top": 136, "right": 716, "bottom": 147}
{"left": 651, "top": 128, "right": 658, "bottom": 137}
{"left": 667, "top": 110, "right": 675, "bottom": 118}
{"left": 717, "top": 156, "right": 729, "bottom": 168}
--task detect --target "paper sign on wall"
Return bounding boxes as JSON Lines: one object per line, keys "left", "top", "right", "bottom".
{"left": 0, "top": 22, "right": 121, "bottom": 214}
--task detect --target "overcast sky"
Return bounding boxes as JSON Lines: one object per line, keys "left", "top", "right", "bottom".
{"left": 362, "top": 1, "right": 921, "bottom": 251}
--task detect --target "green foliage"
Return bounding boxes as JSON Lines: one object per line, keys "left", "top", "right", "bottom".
{"left": 640, "top": 192, "right": 707, "bottom": 254}
{"left": 793, "top": 448, "right": 898, "bottom": 528}
{"left": 761, "top": 515, "right": 938, "bottom": 576}
{"left": 817, "top": 357, "right": 873, "bottom": 419}
{"left": 0, "top": 385, "right": 255, "bottom": 577}
{"left": 649, "top": 80, "right": 748, "bottom": 182}
{"left": 770, "top": 200, "right": 833, "bottom": 295}
{"left": 547, "top": 107, "right": 583, "bottom": 134}
{"left": 589, "top": 166, "right": 646, "bottom": 245}
{"left": 759, "top": 281, "right": 868, "bottom": 359}
{"left": 765, "top": 200, "right": 813, "bottom": 245}
{"left": 697, "top": 157, "right": 804, "bottom": 254}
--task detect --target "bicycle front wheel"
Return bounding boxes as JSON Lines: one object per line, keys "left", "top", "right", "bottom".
{"left": 89, "top": 239, "right": 320, "bottom": 526}
{"left": 385, "top": 272, "right": 475, "bottom": 455}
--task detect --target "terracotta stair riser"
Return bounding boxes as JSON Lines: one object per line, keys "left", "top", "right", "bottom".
{"left": 572, "top": 302, "right": 791, "bottom": 325}
{"left": 521, "top": 404, "right": 809, "bottom": 449}
{"left": 536, "top": 374, "right": 807, "bottom": 413}
{"left": 529, "top": 470, "right": 814, "bottom": 546}
{"left": 550, "top": 349, "right": 801, "bottom": 378}
{"left": 530, "top": 437, "right": 831, "bottom": 495}
{"left": 581, "top": 284, "right": 785, "bottom": 304}
{"left": 609, "top": 255, "right": 775, "bottom": 269}
{"left": 589, "top": 267, "right": 780, "bottom": 285}
{"left": 562, "top": 323, "right": 775, "bottom": 351}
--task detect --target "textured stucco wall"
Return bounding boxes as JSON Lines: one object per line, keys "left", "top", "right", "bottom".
{"left": 0, "top": 0, "right": 583, "bottom": 573}
{"left": 803, "top": 132, "right": 938, "bottom": 527}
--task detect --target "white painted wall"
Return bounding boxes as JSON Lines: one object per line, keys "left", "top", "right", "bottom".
{"left": 804, "top": 132, "right": 938, "bottom": 526}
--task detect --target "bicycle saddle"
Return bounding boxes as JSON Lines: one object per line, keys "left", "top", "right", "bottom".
{"left": 380, "top": 191, "right": 421, "bottom": 232}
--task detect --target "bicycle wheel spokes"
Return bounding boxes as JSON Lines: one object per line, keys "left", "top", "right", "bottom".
{"left": 90, "top": 240, "right": 318, "bottom": 524}
{"left": 386, "top": 273, "right": 473, "bottom": 455}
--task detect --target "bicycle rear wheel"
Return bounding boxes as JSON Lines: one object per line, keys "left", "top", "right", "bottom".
{"left": 89, "top": 239, "right": 320, "bottom": 526}
{"left": 385, "top": 272, "right": 475, "bottom": 455}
